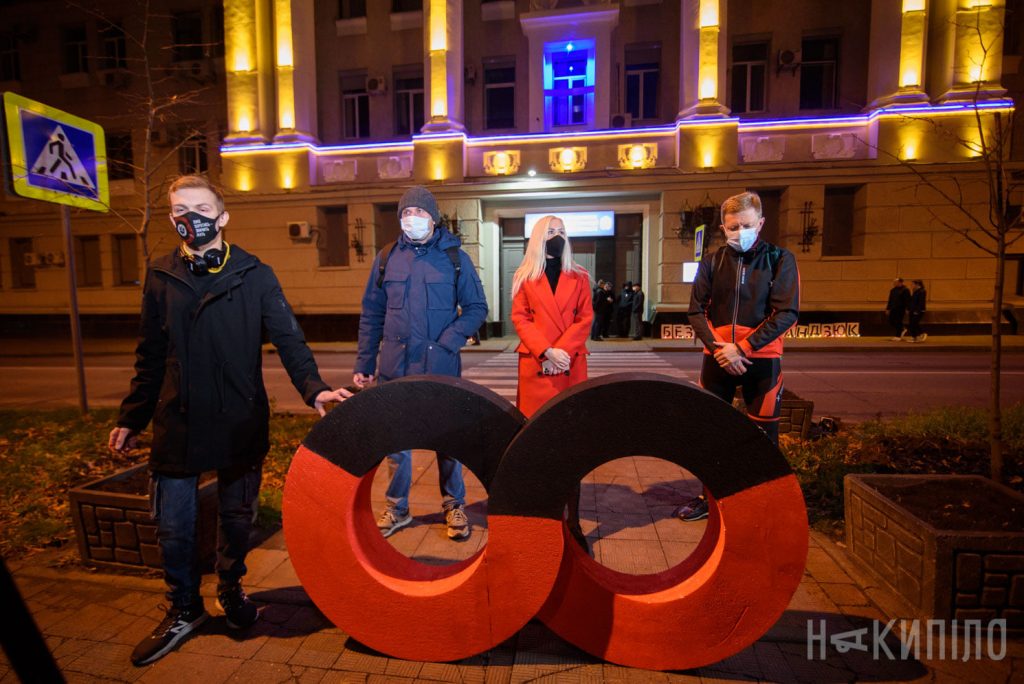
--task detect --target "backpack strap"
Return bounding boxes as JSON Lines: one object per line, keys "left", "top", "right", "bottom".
{"left": 375, "top": 241, "right": 462, "bottom": 289}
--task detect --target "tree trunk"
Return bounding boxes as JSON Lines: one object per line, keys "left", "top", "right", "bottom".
{"left": 990, "top": 233, "right": 1005, "bottom": 482}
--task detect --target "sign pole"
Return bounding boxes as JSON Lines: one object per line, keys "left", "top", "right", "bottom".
{"left": 61, "top": 204, "right": 88, "bottom": 415}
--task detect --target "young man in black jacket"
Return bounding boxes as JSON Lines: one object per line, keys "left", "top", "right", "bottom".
{"left": 675, "top": 191, "right": 800, "bottom": 521}
{"left": 108, "top": 176, "right": 350, "bottom": 666}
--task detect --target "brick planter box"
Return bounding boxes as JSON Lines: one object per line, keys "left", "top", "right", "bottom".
{"left": 845, "top": 474, "right": 1024, "bottom": 630}
{"left": 734, "top": 389, "right": 813, "bottom": 438}
{"left": 69, "top": 464, "right": 218, "bottom": 570}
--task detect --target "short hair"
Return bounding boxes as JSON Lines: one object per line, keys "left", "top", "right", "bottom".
{"left": 720, "top": 191, "right": 762, "bottom": 219}
{"left": 169, "top": 175, "right": 225, "bottom": 213}
{"left": 913, "top": 279, "right": 924, "bottom": 287}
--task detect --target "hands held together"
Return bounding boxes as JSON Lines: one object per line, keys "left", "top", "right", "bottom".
{"left": 713, "top": 341, "right": 751, "bottom": 376}
{"left": 542, "top": 347, "right": 571, "bottom": 375}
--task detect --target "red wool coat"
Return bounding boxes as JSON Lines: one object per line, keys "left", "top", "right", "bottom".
{"left": 511, "top": 269, "right": 594, "bottom": 417}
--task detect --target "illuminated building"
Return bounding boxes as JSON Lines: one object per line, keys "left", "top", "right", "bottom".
{"left": 0, "top": 0, "right": 1021, "bottom": 338}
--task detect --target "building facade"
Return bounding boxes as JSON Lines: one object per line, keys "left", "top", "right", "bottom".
{"left": 1, "top": 0, "right": 1021, "bottom": 339}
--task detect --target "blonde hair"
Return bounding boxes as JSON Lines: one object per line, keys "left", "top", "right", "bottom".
{"left": 720, "top": 191, "right": 762, "bottom": 219}
{"left": 168, "top": 175, "right": 225, "bottom": 213}
{"left": 511, "top": 215, "right": 586, "bottom": 296}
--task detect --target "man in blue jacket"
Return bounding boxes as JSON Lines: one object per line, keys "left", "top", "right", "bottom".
{"left": 353, "top": 186, "right": 488, "bottom": 540}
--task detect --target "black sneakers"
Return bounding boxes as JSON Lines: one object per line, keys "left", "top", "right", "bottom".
{"left": 131, "top": 604, "right": 208, "bottom": 666}
{"left": 673, "top": 495, "right": 709, "bottom": 522}
{"left": 217, "top": 584, "right": 260, "bottom": 629}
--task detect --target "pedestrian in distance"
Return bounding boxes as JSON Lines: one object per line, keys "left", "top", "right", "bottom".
{"left": 906, "top": 279, "right": 928, "bottom": 343}
{"left": 616, "top": 281, "right": 634, "bottom": 337}
{"left": 674, "top": 191, "right": 800, "bottom": 523}
{"left": 630, "top": 282, "right": 645, "bottom": 340}
{"left": 510, "top": 214, "right": 593, "bottom": 550}
{"left": 353, "top": 185, "right": 488, "bottom": 541}
{"left": 590, "top": 279, "right": 606, "bottom": 341}
{"left": 109, "top": 175, "right": 351, "bottom": 667}
{"left": 885, "top": 278, "right": 911, "bottom": 341}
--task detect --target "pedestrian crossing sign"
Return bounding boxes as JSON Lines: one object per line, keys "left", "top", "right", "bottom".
{"left": 2, "top": 92, "right": 108, "bottom": 212}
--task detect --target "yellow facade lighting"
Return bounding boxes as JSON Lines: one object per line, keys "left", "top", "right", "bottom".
{"left": 429, "top": 0, "right": 447, "bottom": 51}
{"left": 697, "top": 0, "right": 720, "bottom": 103}
{"left": 698, "top": 0, "right": 719, "bottom": 28}
{"left": 902, "top": 0, "right": 926, "bottom": 11}
{"left": 617, "top": 143, "right": 657, "bottom": 170}
{"left": 430, "top": 52, "right": 448, "bottom": 118}
{"left": 898, "top": 0, "right": 926, "bottom": 89}
{"left": 549, "top": 147, "right": 587, "bottom": 173}
{"left": 275, "top": 0, "right": 294, "bottom": 67}
{"left": 483, "top": 150, "right": 521, "bottom": 175}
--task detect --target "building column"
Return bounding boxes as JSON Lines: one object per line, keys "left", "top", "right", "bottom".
{"left": 273, "top": 0, "right": 318, "bottom": 142}
{"left": 223, "top": 0, "right": 274, "bottom": 144}
{"left": 422, "top": 0, "right": 465, "bottom": 133}
{"left": 868, "top": 0, "right": 930, "bottom": 108}
{"left": 932, "top": 0, "right": 1006, "bottom": 103}
{"left": 676, "top": 0, "right": 729, "bottom": 120}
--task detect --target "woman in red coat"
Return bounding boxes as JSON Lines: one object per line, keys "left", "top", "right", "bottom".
{"left": 511, "top": 215, "right": 594, "bottom": 549}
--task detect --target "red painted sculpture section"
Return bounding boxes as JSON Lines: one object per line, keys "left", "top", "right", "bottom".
{"left": 283, "top": 374, "right": 809, "bottom": 671}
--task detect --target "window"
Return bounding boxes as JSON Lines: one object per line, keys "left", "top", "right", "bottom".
{"left": 173, "top": 12, "right": 204, "bottom": 62}
{"left": 625, "top": 43, "right": 660, "bottom": 121}
{"left": 0, "top": 35, "right": 20, "bottom": 81}
{"left": 62, "top": 25, "right": 88, "bottom": 74}
{"left": 113, "top": 234, "right": 140, "bottom": 285}
{"left": 340, "top": 73, "right": 370, "bottom": 139}
{"left": 74, "top": 236, "right": 102, "bottom": 287}
{"left": 822, "top": 186, "right": 858, "bottom": 256}
{"left": 9, "top": 238, "right": 35, "bottom": 289}
{"left": 483, "top": 58, "right": 515, "bottom": 129}
{"left": 394, "top": 69, "right": 424, "bottom": 136}
{"left": 544, "top": 40, "right": 594, "bottom": 129}
{"left": 391, "top": 0, "right": 421, "bottom": 11}
{"left": 800, "top": 37, "right": 838, "bottom": 110}
{"left": 107, "top": 133, "right": 134, "bottom": 181}
{"left": 374, "top": 203, "right": 401, "bottom": 247}
{"left": 340, "top": 0, "right": 367, "bottom": 18}
{"left": 731, "top": 42, "right": 767, "bottom": 114}
{"left": 178, "top": 133, "right": 208, "bottom": 175}
{"left": 99, "top": 23, "right": 127, "bottom": 70}
{"left": 318, "top": 207, "right": 350, "bottom": 267}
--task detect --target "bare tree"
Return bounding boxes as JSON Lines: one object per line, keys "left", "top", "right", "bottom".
{"left": 882, "top": 10, "right": 1022, "bottom": 481}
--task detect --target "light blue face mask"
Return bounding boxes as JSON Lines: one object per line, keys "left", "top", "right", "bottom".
{"left": 727, "top": 226, "right": 759, "bottom": 252}
{"left": 400, "top": 215, "right": 432, "bottom": 241}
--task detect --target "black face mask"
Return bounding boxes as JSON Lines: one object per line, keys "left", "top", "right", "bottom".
{"left": 546, "top": 236, "right": 565, "bottom": 259}
{"left": 173, "top": 211, "right": 222, "bottom": 248}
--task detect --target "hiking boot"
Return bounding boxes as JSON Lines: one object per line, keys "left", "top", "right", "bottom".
{"left": 377, "top": 508, "right": 412, "bottom": 537}
{"left": 131, "top": 603, "right": 208, "bottom": 666}
{"left": 217, "top": 584, "right": 259, "bottom": 629}
{"left": 673, "top": 495, "right": 709, "bottom": 522}
{"left": 445, "top": 505, "right": 470, "bottom": 541}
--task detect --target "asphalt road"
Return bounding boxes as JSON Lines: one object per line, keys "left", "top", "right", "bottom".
{"left": 1, "top": 349, "right": 1022, "bottom": 424}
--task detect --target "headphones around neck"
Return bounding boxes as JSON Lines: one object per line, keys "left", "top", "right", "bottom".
{"left": 180, "top": 243, "right": 230, "bottom": 276}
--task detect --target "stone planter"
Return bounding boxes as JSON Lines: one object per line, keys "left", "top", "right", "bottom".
{"left": 69, "top": 464, "right": 218, "bottom": 570}
{"left": 734, "top": 389, "right": 813, "bottom": 438}
{"left": 845, "top": 474, "right": 1024, "bottom": 630}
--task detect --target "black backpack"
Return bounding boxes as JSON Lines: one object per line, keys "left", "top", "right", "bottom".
{"left": 375, "top": 241, "right": 462, "bottom": 289}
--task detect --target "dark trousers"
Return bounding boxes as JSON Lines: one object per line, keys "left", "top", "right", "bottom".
{"left": 700, "top": 355, "right": 783, "bottom": 445}
{"left": 616, "top": 308, "right": 631, "bottom": 337}
{"left": 150, "top": 462, "right": 262, "bottom": 608}
{"left": 888, "top": 309, "right": 906, "bottom": 337}
{"left": 908, "top": 312, "right": 924, "bottom": 338}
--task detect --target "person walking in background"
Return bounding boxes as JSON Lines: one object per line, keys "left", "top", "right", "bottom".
{"left": 510, "top": 214, "right": 593, "bottom": 549}
{"left": 616, "top": 281, "right": 634, "bottom": 337}
{"left": 591, "top": 279, "right": 614, "bottom": 341}
{"left": 906, "top": 279, "right": 927, "bottom": 343}
{"left": 885, "top": 278, "right": 911, "bottom": 341}
{"left": 353, "top": 186, "right": 488, "bottom": 541}
{"left": 599, "top": 281, "right": 615, "bottom": 339}
{"left": 590, "top": 279, "right": 606, "bottom": 341}
{"left": 629, "top": 282, "right": 645, "bottom": 340}
{"left": 109, "top": 175, "right": 351, "bottom": 666}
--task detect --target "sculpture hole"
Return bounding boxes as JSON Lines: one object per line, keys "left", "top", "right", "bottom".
{"left": 369, "top": 449, "right": 488, "bottom": 565}
{"left": 580, "top": 456, "right": 708, "bottom": 575}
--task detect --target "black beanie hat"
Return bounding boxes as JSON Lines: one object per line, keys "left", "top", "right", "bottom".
{"left": 397, "top": 186, "right": 441, "bottom": 225}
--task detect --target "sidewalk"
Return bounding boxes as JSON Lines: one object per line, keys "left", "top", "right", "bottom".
{"left": 1, "top": 333, "right": 1021, "bottom": 357}
{"left": 4, "top": 455, "right": 1021, "bottom": 682}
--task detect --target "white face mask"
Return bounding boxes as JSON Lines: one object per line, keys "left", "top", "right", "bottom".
{"left": 400, "top": 215, "right": 432, "bottom": 242}
{"left": 727, "top": 226, "right": 759, "bottom": 252}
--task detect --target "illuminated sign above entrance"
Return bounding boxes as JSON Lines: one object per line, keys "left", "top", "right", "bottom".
{"left": 525, "top": 210, "right": 614, "bottom": 238}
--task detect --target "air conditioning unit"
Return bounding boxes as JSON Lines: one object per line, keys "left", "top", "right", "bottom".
{"left": 99, "top": 69, "right": 130, "bottom": 89}
{"left": 22, "top": 252, "right": 42, "bottom": 267}
{"left": 777, "top": 49, "right": 801, "bottom": 74}
{"left": 44, "top": 251, "right": 65, "bottom": 266}
{"left": 610, "top": 112, "right": 633, "bottom": 128}
{"left": 366, "top": 75, "right": 387, "bottom": 95}
{"left": 287, "top": 221, "right": 311, "bottom": 240}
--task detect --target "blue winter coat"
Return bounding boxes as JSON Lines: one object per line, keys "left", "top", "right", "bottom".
{"left": 355, "top": 228, "right": 488, "bottom": 382}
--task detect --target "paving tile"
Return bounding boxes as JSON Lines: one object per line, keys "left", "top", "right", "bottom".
{"left": 752, "top": 641, "right": 798, "bottom": 682}
{"left": 283, "top": 605, "right": 333, "bottom": 634}
{"left": 417, "top": 661, "right": 463, "bottom": 681}
{"left": 177, "top": 620, "right": 270, "bottom": 660}
{"left": 593, "top": 512, "right": 660, "bottom": 542}
{"left": 383, "top": 658, "right": 423, "bottom": 679}
{"left": 62, "top": 641, "right": 143, "bottom": 682}
{"left": 818, "top": 581, "right": 870, "bottom": 607}
{"left": 137, "top": 651, "right": 243, "bottom": 683}
{"left": 775, "top": 641, "right": 855, "bottom": 683}
{"left": 289, "top": 632, "right": 348, "bottom": 669}
{"left": 261, "top": 556, "right": 302, "bottom": 590}
{"left": 319, "top": 672, "right": 368, "bottom": 683}
{"left": 246, "top": 549, "right": 291, "bottom": 588}
{"left": 224, "top": 660, "right": 295, "bottom": 683}
{"left": 251, "top": 629, "right": 306, "bottom": 664}
{"left": 591, "top": 538, "right": 669, "bottom": 575}
{"left": 333, "top": 642, "right": 390, "bottom": 674}
{"left": 51, "top": 637, "right": 97, "bottom": 670}
{"left": 803, "top": 546, "right": 854, "bottom": 584}
{"left": 47, "top": 602, "right": 140, "bottom": 641}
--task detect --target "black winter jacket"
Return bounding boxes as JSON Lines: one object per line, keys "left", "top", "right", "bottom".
{"left": 117, "top": 245, "right": 330, "bottom": 474}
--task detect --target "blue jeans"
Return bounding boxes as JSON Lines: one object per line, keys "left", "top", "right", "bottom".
{"left": 384, "top": 451, "right": 465, "bottom": 516}
{"left": 150, "top": 463, "right": 262, "bottom": 609}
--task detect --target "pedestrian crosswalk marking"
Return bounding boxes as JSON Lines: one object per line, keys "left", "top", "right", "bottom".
{"left": 29, "top": 125, "right": 96, "bottom": 190}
